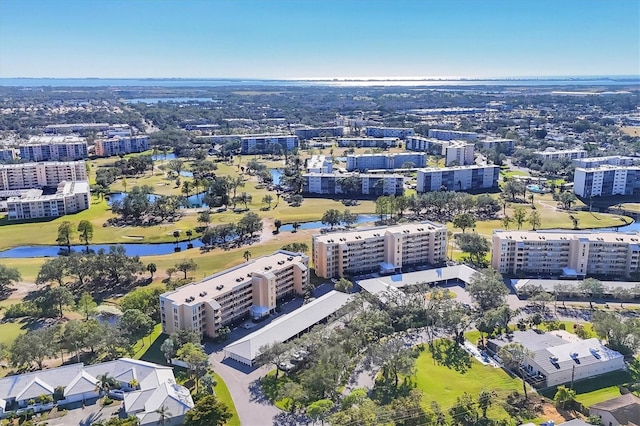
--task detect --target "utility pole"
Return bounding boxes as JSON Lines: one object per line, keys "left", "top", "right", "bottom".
{"left": 570, "top": 363, "right": 576, "bottom": 390}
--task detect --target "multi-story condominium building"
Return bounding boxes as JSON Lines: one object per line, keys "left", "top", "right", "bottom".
{"left": 0, "top": 147, "right": 17, "bottom": 162}
{"left": 94, "top": 135, "right": 150, "bottom": 157}
{"left": 312, "top": 222, "right": 448, "bottom": 278}
{"left": 0, "top": 161, "right": 88, "bottom": 194}
{"left": 478, "top": 137, "right": 515, "bottom": 153}
{"left": 572, "top": 156, "right": 640, "bottom": 169}
{"left": 491, "top": 230, "right": 640, "bottom": 278}
{"left": 346, "top": 153, "right": 427, "bottom": 171}
{"left": 7, "top": 181, "right": 91, "bottom": 220}
{"left": 20, "top": 136, "right": 88, "bottom": 161}
{"left": 106, "top": 124, "right": 132, "bottom": 137}
{"left": 416, "top": 165, "right": 499, "bottom": 192}
{"left": 295, "top": 126, "right": 344, "bottom": 140}
{"left": 534, "top": 148, "right": 588, "bottom": 161}
{"left": 337, "top": 137, "right": 399, "bottom": 148}
{"left": 428, "top": 129, "right": 479, "bottom": 141}
{"left": 573, "top": 165, "right": 640, "bottom": 197}
{"left": 405, "top": 136, "right": 448, "bottom": 154}
{"left": 306, "top": 155, "right": 333, "bottom": 173}
{"left": 303, "top": 172, "right": 404, "bottom": 197}
{"left": 445, "top": 142, "right": 475, "bottom": 166}
{"left": 365, "top": 126, "right": 415, "bottom": 139}
{"left": 44, "top": 123, "right": 111, "bottom": 134}
{"left": 159, "top": 250, "right": 309, "bottom": 338}
{"left": 240, "top": 134, "right": 298, "bottom": 154}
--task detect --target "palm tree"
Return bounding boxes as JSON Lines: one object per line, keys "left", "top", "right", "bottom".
{"left": 243, "top": 250, "right": 251, "bottom": 262}
{"left": 95, "top": 373, "right": 117, "bottom": 400}
{"left": 292, "top": 222, "right": 300, "bottom": 233}
{"left": 155, "top": 404, "right": 173, "bottom": 425}
{"left": 182, "top": 180, "right": 192, "bottom": 198}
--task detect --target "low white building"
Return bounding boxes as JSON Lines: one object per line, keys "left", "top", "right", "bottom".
{"left": 306, "top": 155, "right": 333, "bottom": 173}
{"left": 428, "top": 129, "right": 479, "bottom": 141}
{"left": 416, "top": 165, "right": 499, "bottom": 192}
{"left": 346, "top": 152, "right": 427, "bottom": 171}
{"left": 365, "top": 126, "right": 414, "bottom": 139}
{"left": 445, "top": 141, "right": 475, "bottom": 166}
{"left": 589, "top": 394, "right": 640, "bottom": 426}
{"left": 303, "top": 172, "right": 404, "bottom": 196}
{"left": 572, "top": 155, "right": 639, "bottom": 169}
{"left": 534, "top": 148, "right": 588, "bottom": 161}
{"left": 337, "top": 137, "right": 399, "bottom": 148}
{"left": 487, "top": 330, "right": 625, "bottom": 388}
{"left": 0, "top": 358, "right": 194, "bottom": 425}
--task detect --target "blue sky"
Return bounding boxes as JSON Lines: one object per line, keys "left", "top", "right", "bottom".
{"left": 0, "top": 0, "right": 638, "bottom": 79}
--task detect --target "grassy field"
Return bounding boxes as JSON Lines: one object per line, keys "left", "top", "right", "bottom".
{"left": 541, "top": 370, "right": 633, "bottom": 406}
{"left": 621, "top": 126, "right": 640, "bottom": 137}
{"left": 415, "top": 341, "right": 523, "bottom": 420}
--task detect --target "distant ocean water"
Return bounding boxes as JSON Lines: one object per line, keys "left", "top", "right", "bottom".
{"left": 0, "top": 77, "right": 638, "bottom": 88}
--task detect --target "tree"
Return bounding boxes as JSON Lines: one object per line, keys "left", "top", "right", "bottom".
{"left": 335, "top": 277, "right": 353, "bottom": 293}
{"left": 154, "top": 405, "right": 173, "bottom": 426}
{"left": 146, "top": 263, "right": 157, "bottom": 279}
{"left": 175, "top": 259, "right": 197, "bottom": 279}
{"left": 528, "top": 209, "right": 542, "bottom": 230}
{"left": 307, "top": 399, "right": 334, "bottom": 426}
{"left": 448, "top": 392, "right": 478, "bottom": 426}
{"left": 160, "top": 338, "right": 176, "bottom": 364}
{"left": 341, "top": 209, "right": 357, "bottom": 227}
{"left": 76, "top": 292, "right": 97, "bottom": 320}
{"left": 279, "top": 381, "right": 307, "bottom": 413}
{"left": 77, "top": 220, "right": 94, "bottom": 253}
{"left": 56, "top": 221, "right": 74, "bottom": 253}
{"left": 498, "top": 342, "right": 533, "bottom": 399}
{"left": 0, "top": 264, "right": 21, "bottom": 292}
{"left": 95, "top": 373, "right": 118, "bottom": 396}
{"left": 558, "top": 191, "right": 577, "bottom": 210}
{"left": 466, "top": 268, "right": 507, "bottom": 311}
{"left": 513, "top": 206, "right": 527, "bottom": 230}
{"left": 183, "top": 395, "right": 232, "bottom": 426}
{"left": 176, "top": 342, "right": 209, "bottom": 392}
{"left": 256, "top": 341, "right": 290, "bottom": 379}
{"left": 262, "top": 194, "right": 273, "bottom": 209}
{"left": 197, "top": 210, "right": 211, "bottom": 228}
{"left": 46, "top": 285, "right": 74, "bottom": 317}
{"left": 36, "top": 257, "right": 67, "bottom": 287}
{"left": 554, "top": 385, "right": 576, "bottom": 409}
{"left": 274, "top": 219, "right": 282, "bottom": 233}
{"left": 501, "top": 215, "right": 512, "bottom": 230}
{"left": 119, "top": 309, "right": 154, "bottom": 345}
{"left": 477, "top": 390, "right": 497, "bottom": 418}
{"left": 321, "top": 209, "right": 342, "bottom": 229}
{"left": 166, "top": 267, "right": 177, "bottom": 280}
{"left": 292, "top": 222, "right": 301, "bottom": 232}
{"left": 592, "top": 311, "right": 640, "bottom": 357}
{"left": 452, "top": 213, "right": 476, "bottom": 233}
{"left": 10, "top": 326, "right": 59, "bottom": 369}
{"left": 243, "top": 250, "right": 251, "bottom": 262}
{"left": 580, "top": 278, "right": 604, "bottom": 309}
{"left": 120, "top": 287, "right": 164, "bottom": 321}
{"left": 454, "top": 232, "right": 490, "bottom": 266}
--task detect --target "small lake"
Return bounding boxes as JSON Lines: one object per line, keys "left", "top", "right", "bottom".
{"left": 279, "top": 214, "right": 378, "bottom": 232}
{"left": 151, "top": 152, "right": 177, "bottom": 161}
{"left": 107, "top": 192, "right": 208, "bottom": 208}
{"left": 179, "top": 170, "right": 194, "bottom": 177}
{"left": 270, "top": 169, "right": 283, "bottom": 184}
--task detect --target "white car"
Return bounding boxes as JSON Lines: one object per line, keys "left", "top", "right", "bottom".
{"left": 108, "top": 389, "right": 126, "bottom": 400}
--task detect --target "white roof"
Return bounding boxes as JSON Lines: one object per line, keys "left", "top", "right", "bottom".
{"left": 128, "top": 381, "right": 194, "bottom": 423}
{"left": 224, "top": 290, "right": 353, "bottom": 363}
{"left": 357, "top": 265, "right": 477, "bottom": 289}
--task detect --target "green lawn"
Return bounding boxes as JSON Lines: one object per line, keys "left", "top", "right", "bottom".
{"left": 501, "top": 170, "right": 530, "bottom": 178}
{"left": 0, "top": 318, "right": 30, "bottom": 346}
{"left": 541, "top": 370, "right": 633, "bottom": 406}
{"left": 415, "top": 341, "right": 523, "bottom": 420}
{"left": 132, "top": 323, "right": 163, "bottom": 359}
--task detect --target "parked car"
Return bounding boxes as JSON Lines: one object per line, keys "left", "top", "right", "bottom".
{"left": 108, "top": 389, "right": 126, "bottom": 400}
{"left": 278, "top": 362, "right": 295, "bottom": 372}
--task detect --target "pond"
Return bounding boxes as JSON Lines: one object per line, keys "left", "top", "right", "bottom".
{"left": 107, "top": 191, "right": 212, "bottom": 209}
{"left": 279, "top": 214, "right": 378, "bottom": 232}
{"left": 151, "top": 152, "right": 177, "bottom": 161}
{"left": 270, "top": 169, "right": 283, "bottom": 185}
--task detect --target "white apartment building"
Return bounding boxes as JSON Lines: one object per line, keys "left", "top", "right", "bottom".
{"left": 303, "top": 172, "right": 404, "bottom": 197}
{"left": 94, "top": 135, "right": 150, "bottom": 157}
{"left": 0, "top": 147, "right": 17, "bottom": 162}
{"left": 312, "top": 222, "right": 448, "bottom": 278}
{"left": 428, "top": 129, "right": 479, "bottom": 141}
{"left": 365, "top": 126, "right": 415, "bottom": 139}
{"left": 478, "top": 137, "right": 515, "bottom": 153}
{"left": 573, "top": 165, "right": 640, "bottom": 197}
{"left": 534, "top": 147, "right": 588, "bottom": 161}
{"left": 337, "top": 137, "right": 399, "bottom": 148}
{"left": 306, "top": 155, "right": 333, "bottom": 173}
{"left": 240, "top": 134, "right": 298, "bottom": 154}
{"left": 20, "top": 136, "right": 88, "bottom": 161}
{"left": 345, "top": 152, "right": 427, "bottom": 171}
{"left": 445, "top": 142, "right": 475, "bottom": 166}
{"left": 295, "top": 126, "right": 344, "bottom": 140}
{"left": 0, "top": 161, "right": 88, "bottom": 194}
{"left": 405, "top": 136, "right": 448, "bottom": 154}
{"left": 491, "top": 230, "right": 640, "bottom": 279}
{"left": 416, "top": 165, "right": 499, "bottom": 192}
{"left": 159, "top": 251, "right": 309, "bottom": 338}
{"left": 572, "top": 155, "right": 639, "bottom": 168}
{"left": 44, "top": 123, "right": 111, "bottom": 134}
{"left": 7, "top": 181, "right": 91, "bottom": 220}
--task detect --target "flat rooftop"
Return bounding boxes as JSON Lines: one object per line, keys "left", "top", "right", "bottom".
{"left": 357, "top": 265, "right": 476, "bottom": 289}
{"left": 417, "top": 164, "right": 499, "bottom": 172}
{"left": 575, "top": 164, "right": 640, "bottom": 172}
{"left": 27, "top": 136, "right": 86, "bottom": 144}
{"left": 161, "top": 250, "right": 307, "bottom": 306}
{"left": 494, "top": 229, "right": 640, "bottom": 244}
{"left": 313, "top": 221, "right": 446, "bottom": 244}
{"left": 303, "top": 172, "right": 404, "bottom": 178}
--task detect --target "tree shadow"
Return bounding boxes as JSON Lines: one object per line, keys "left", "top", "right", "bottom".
{"left": 249, "top": 377, "right": 277, "bottom": 406}
{"left": 272, "top": 411, "right": 310, "bottom": 426}
{"left": 431, "top": 339, "right": 472, "bottom": 374}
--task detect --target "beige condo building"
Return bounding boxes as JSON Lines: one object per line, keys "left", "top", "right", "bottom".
{"left": 159, "top": 251, "right": 309, "bottom": 338}
{"left": 0, "top": 161, "right": 88, "bottom": 194}
{"left": 313, "top": 222, "right": 448, "bottom": 279}
{"left": 492, "top": 230, "right": 640, "bottom": 278}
